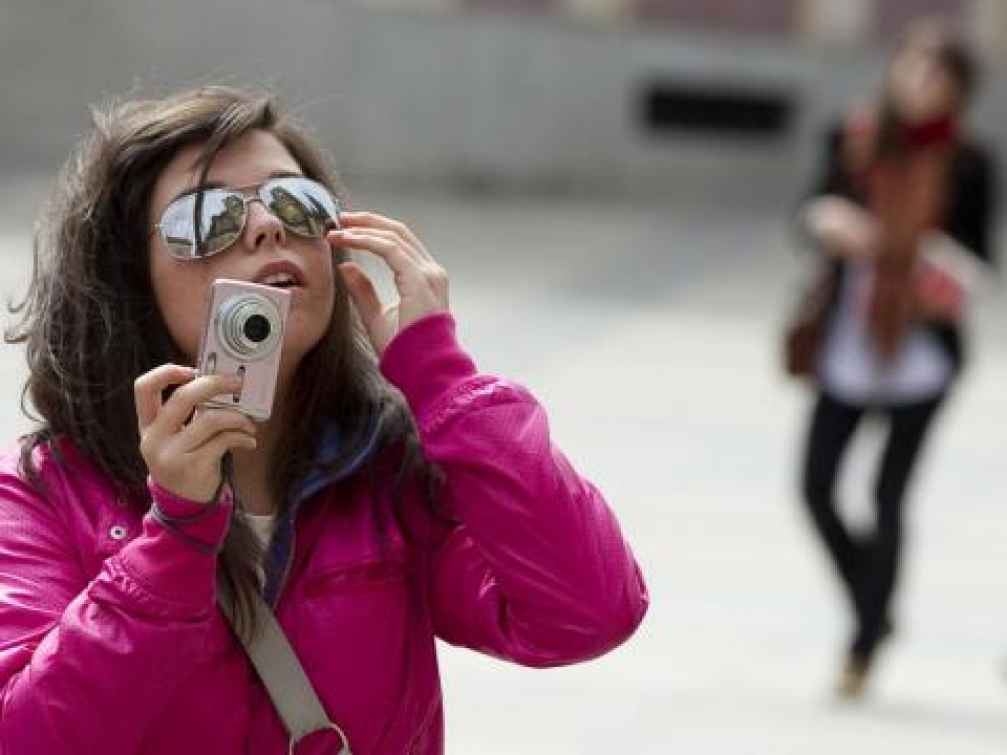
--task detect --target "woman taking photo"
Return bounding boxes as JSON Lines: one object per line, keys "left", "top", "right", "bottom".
{"left": 797, "top": 22, "right": 996, "bottom": 698}
{"left": 0, "top": 86, "right": 648, "bottom": 752}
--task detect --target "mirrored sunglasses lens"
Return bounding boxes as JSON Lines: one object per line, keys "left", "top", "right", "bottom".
{"left": 263, "top": 177, "right": 339, "bottom": 237}
{"left": 159, "top": 190, "right": 245, "bottom": 258}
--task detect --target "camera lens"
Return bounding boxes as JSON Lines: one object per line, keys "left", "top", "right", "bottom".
{"left": 243, "top": 314, "right": 271, "bottom": 343}
{"left": 216, "top": 293, "right": 283, "bottom": 360}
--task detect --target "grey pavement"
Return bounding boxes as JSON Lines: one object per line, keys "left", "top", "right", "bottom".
{"left": 1, "top": 178, "right": 1005, "bottom": 753}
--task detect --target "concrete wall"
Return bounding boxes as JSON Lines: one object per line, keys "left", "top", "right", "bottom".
{"left": 0, "top": 1, "right": 1004, "bottom": 203}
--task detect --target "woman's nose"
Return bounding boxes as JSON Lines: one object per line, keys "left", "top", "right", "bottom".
{"left": 242, "top": 197, "right": 286, "bottom": 251}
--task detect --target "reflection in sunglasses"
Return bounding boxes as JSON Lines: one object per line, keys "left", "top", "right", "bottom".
{"left": 199, "top": 195, "right": 244, "bottom": 256}
{"left": 267, "top": 185, "right": 330, "bottom": 236}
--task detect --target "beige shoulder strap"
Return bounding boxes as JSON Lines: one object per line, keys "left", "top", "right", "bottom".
{"left": 219, "top": 590, "right": 352, "bottom": 755}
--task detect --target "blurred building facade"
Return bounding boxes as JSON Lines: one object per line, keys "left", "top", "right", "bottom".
{"left": 360, "top": 0, "right": 1007, "bottom": 49}
{"left": 0, "top": 0, "right": 1004, "bottom": 202}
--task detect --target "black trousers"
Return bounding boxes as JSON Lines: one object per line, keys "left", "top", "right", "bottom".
{"left": 801, "top": 390, "right": 945, "bottom": 661}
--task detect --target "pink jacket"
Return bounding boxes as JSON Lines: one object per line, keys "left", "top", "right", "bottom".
{"left": 0, "top": 313, "right": 648, "bottom": 754}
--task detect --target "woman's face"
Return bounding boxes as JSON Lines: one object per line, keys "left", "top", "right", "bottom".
{"left": 887, "top": 41, "right": 959, "bottom": 123}
{"left": 149, "top": 130, "right": 336, "bottom": 377}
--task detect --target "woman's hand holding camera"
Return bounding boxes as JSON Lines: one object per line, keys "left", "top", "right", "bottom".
{"left": 330, "top": 212, "right": 449, "bottom": 354}
{"left": 135, "top": 366, "right": 257, "bottom": 503}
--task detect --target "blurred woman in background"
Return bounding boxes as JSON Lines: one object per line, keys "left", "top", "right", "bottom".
{"left": 797, "top": 20, "right": 996, "bottom": 698}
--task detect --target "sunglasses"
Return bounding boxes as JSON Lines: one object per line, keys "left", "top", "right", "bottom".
{"left": 154, "top": 175, "right": 341, "bottom": 260}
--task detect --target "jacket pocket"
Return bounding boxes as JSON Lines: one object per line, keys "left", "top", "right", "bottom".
{"left": 301, "top": 555, "right": 409, "bottom": 598}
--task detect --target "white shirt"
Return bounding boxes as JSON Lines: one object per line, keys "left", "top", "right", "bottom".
{"left": 819, "top": 260, "right": 953, "bottom": 404}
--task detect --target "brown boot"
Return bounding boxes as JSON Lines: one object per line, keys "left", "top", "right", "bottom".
{"left": 835, "top": 653, "right": 871, "bottom": 699}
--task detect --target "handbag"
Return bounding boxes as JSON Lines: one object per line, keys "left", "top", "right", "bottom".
{"left": 782, "top": 263, "right": 838, "bottom": 378}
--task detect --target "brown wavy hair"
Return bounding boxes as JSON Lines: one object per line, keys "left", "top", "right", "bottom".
{"left": 5, "top": 86, "right": 444, "bottom": 639}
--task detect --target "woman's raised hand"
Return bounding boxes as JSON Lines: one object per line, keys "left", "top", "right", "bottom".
{"left": 329, "top": 212, "right": 449, "bottom": 354}
{"left": 135, "top": 366, "right": 257, "bottom": 503}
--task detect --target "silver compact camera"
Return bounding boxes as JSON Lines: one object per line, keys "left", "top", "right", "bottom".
{"left": 196, "top": 279, "right": 291, "bottom": 421}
